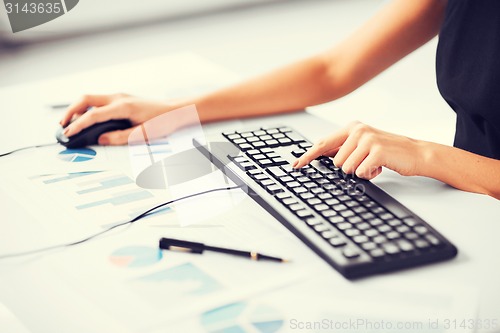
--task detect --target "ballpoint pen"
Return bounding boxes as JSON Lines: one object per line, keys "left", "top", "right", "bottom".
{"left": 159, "top": 237, "right": 290, "bottom": 263}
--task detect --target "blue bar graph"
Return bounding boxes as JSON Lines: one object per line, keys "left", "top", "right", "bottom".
{"left": 76, "top": 176, "right": 133, "bottom": 194}
{"left": 76, "top": 189, "right": 153, "bottom": 210}
{"left": 41, "top": 171, "right": 102, "bottom": 184}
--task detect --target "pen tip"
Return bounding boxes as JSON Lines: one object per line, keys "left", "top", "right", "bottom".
{"left": 281, "top": 258, "right": 291, "bottom": 263}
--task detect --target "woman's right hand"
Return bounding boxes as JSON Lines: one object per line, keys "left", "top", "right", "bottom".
{"left": 59, "top": 93, "right": 182, "bottom": 146}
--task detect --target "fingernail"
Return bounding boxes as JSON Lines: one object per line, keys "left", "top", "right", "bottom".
{"left": 292, "top": 160, "right": 299, "bottom": 168}
{"left": 63, "top": 127, "right": 71, "bottom": 136}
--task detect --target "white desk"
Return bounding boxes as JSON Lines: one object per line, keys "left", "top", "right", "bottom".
{"left": 0, "top": 1, "right": 499, "bottom": 332}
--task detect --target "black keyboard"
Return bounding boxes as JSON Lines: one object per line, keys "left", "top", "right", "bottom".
{"left": 194, "top": 126, "right": 457, "bottom": 279}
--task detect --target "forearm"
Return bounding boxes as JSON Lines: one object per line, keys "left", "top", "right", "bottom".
{"left": 180, "top": 0, "right": 447, "bottom": 123}
{"left": 419, "top": 142, "right": 500, "bottom": 199}
{"left": 191, "top": 55, "right": 336, "bottom": 123}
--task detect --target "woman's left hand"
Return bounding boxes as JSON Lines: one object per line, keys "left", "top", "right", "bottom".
{"left": 293, "top": 121, "right": 426, "bottom": 180}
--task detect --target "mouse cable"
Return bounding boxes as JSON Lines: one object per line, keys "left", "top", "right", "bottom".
{"left": 0, "top": 142, "right": 59, "bottom": 157}
{"left": 0, "top": 184, "right": 243, "bottom": 260}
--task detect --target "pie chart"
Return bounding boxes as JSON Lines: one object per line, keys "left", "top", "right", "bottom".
{"left": 110, "top": 246, "right": 163, "bottom": 268}
{"left": 58, "top": 148, "right": 96, "bottom": 163}
{"left": 201, "top": 302, "right": 284, "bottom": 333}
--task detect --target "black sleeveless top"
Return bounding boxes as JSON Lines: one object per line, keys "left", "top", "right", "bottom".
{"left": 436, "top": 0, "right": 500, "bottom": 159}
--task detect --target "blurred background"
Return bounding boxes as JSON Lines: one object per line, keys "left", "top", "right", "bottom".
{"left": 0, "top": 0, "right": 385, "bottom": 86}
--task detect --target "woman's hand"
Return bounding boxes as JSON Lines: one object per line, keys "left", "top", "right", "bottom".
{"left": 59, "top": 94, "right": 180, "bottom": 145}
{"left": 293, "top": 121, "right": 427, "bottom": 180}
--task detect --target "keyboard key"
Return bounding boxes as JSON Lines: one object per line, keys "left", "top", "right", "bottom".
{"left": 260, "top": 135, "right": 273, "bottom": 141}
{"left": 322, "top": 230, "right": 338, "bottom": 239}
{"left": 238, "top": 143, "right": 253, "bottom": 151}
{"left": 266, "top": 184, "right": 283, "bottom": 194}
{"left": 280, "top": 176, "right": 294, "bottom": 183}
{"left": 383, "top": 243, "right": 400, "bottom": 255}
{"left": 306, "top": 217, "right": 322, "bottom": 226}
{"left": 377, "top": 225, "right": 391, "bottom": 233}
{"left": 307, "top": 198, "right": 322, "bottom": 205}
{"left": 282, "top": 198, "right": 297, "bottom": 205}
{"left": 267, "top": 167, "right": 287, "bottom": 178}
{"left": 253, "top": 141, "right": 265, "bottom": 148}
{"left": 275, "top": 192, "right": 290, "bottom": 200}
{"left": 272, "top": 157, "right": 287, "bottom": 165}
{"left": 329, "top": 237, "right": 346, "bottom": 247}
{"left": 272, "top": 133, "right": 285, "bottom": 139}
{"left": 227, "top": 134, "right": 241, "bottom": 140}
{"left": 291, "top": 149, "right": 306, "bottom": 157}
{"left": 265, "top": 139, "right": 280, "bottom": 147}
{"left": 278, "top": 127, "right": 292, "bottom": 133}
{"left": 328, "top": 216, "right": 345, "bottom": 224}
{"left": 405, "top": 232, "right": 419, "bottom": 240}
{"left": 258, "top": 159, "right": 274, "bottom": 168}
{"left": 292, "top": 187, "right": 308, "bottom": 194}
{"left": 296, "top": 209, "right": 313, "bottom": 219}
{"left": 314, "top": 204, "right": 329, "bottom": 212}
{"left": 404, "top": 217, "right": 418, "bottom": 227}
{"left": 287, "top": 181, "right": 300, "bottom": 188}
{"left": 286, "top": 132, "right": 306, "bottom": 143}
{"left": 380, "top": 213, "right": 394, "bottom": 220}
{"left": 278, "top": 138, "right": 292, "bottom": 145}
{"left": 397, "top": 240, "right": 414, "bottom": 252}
{"left": 254, "top": 130, "right": 266, "bottom": 136}
{"left": 388, "top": 219, "right": 402, "bottom": 227}
{"left": 254, "top": 174, "right": 269, "bottom": 181}
{"left": 321, "top": 210, "right": 337, "bottom": 218}
{"left": 396, "top": 225, "right": 410, "bottom": 233}
{"left": 369, "top": 218, "right": 383, "bottom": 227}
{"left": 339, "top": 210, "right": 355, "bottom": 218}
{"left": 299, "top": 192, "right": 315, "bottom": 200}
{"left": 332, "top": 204, "right": 347, "bottom": 211}
{"left": 233, "top": 138, "right": 246, "bottom": 144}
{"left": 364, "top": 228, "right": 379, "bottom": 237}
{"left": 314, "top": 223, "right": 330, "bottom": 232}
{"left": 355, "top": 222, "right": 371, "bottom": 230}
{"left": 289, "top": 203, "right": 304, "bottom": 211}
{"left": 343, "top": 247, "right": 361, "bottom": 259}
{"left": 347, "top": 216, "right": 362, "bottom": 224}
{"left": 304, "top": 182, "right": 317, "bottom": 189}
{"left": 325, "top": 198, "right": 340, "bottom": 206}
{"left": 373, "top": 235, "right": 387, "bottom": 244}
{"left": 260, "top": 179, "right": 275, "bottom": 187}
{"left": 414, "top": 226, "right": 429, "bottom": 235}
{"left": 361, "top": 242, "right": 377, "bottom": 251}
{"left": 353, "top": 235, "right": 369, "bottom": 244}
{"left": 386, "top": 231, "right": 400, "bottom": 240}
{"left": 415, "top": 239, "right": 430, "bottom": 249}
{"left": 361, "top": 213, "right": 377, "bottom": 221}
{"left": 370, "top": 248, "right": 385, "bottom": 259}
{"left": 311, "top": 187, "right": 325, "bottom": 194}
{"left": 337, "top": 222, "right": 352, "bottom": 230}
{"left": 247, "top": 149, "right": 260, "bottom": 155}
{"left": 318, "top": 193, "right": 333, "bottom": 200}
{"left": 345, "top": 228, "right": 360, "bottom": 237}
{"left": 253, "top": 154, "right": 266, "bottom": 160}
{"left": 238, "top": 162, "right": 256, "bottom": 171}
{"left": 425, "top": 234, "right": 442, "bottom": 246}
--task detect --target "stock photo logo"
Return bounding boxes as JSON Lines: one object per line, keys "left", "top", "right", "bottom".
{"left": 4, "top": 0, "right": 79, "bottom": 33}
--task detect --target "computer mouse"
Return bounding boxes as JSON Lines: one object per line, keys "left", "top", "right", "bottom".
{"left": 56, "top": 119, "right": 133, "bottom": 149}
